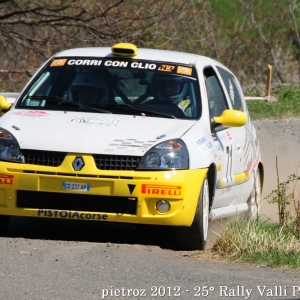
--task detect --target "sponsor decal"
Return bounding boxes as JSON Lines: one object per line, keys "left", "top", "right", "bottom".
{"left": 158, "top": 65, "right": 175, "bottom": 72}
{"left": 244, "top": 157, "right": 253, "bottom": 173}
{"left": 177, "top": 66, "right": 192, "bottom": 76}
{"left": 195, "top": 134, "right": 212, "bottom": 154}
{"left": 251, "top": 152, "right": 260, "bottom": 171}
{"left": 217, "top": 131, "right": 231, "bottom": 142}
{"left": 156, "top": 134, "right": 166, "bottom": 140}
{"left": 226, "top": 131, "right": 232, "bottom": 140}
{"left": 67, "top": 59, "right": 157, "bottom": 70}
{"left": 141, "top": 184, "right": 182, "bottom": 196}
{"left": 37, "top": 209, "right": 108, "bottom": 220}
{"left": 56, "top": 58, "right": 195, "bottom": 78}
{"left": 71, "top": 117, "right": 120, "bottom": 127}
{"left": 217, "top": 164, "right": 222, "bottom": 172}
{"left": 196, "top": 136, "right": 208, "bottom": 146}
{"left": 14, "top": 110, "right": 49, "bottom": 117}
{"left": 215, "top": 144, "right": 222, "bottom": 152}
{"left": 216, "top": 131, "right": 233, "bottom": 151}
{"left": 132, "top": 62, "right": 155, "bottom": 69}
{"left": 0, "top": 174, "right": 14, "bottom": 185}
{"left": 68, "top": 59, "right": 103, "bottom": 66}
{"left": 110, "top": 61, "right": 153, "bottom": 69}
{"left": 228, "top": 79, "right": 235, "bottom": 103}
{"left": 220, "top": 187, "right": 231, "bottom": 195}
{"left": 50, "top": 59, "right": 67, "bottom": 67}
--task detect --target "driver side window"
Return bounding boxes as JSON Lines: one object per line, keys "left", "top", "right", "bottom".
{"left": 204, "top": 67, "right": 228, "bottom": 118}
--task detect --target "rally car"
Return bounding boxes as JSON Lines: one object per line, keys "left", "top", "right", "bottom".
{"left": 0, "top": 43, "right": 263, "bottom": 250}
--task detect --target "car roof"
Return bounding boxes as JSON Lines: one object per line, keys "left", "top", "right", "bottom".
{"left": 54, "top": 46, "right": 229, "bottom": 70}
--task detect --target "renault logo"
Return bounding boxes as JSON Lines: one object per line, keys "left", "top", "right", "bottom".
{"left": 72, "top": 157, "right": 85, "bottom": 171}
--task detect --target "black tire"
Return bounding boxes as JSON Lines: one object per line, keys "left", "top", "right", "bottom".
{"left": 175, "top": 178, "right": 210, "bottom": 250}
{"left": 0, "top": 215, "right": 10, "bottom": 236}
{"left": 247, "top": 169, "right": 261, "bottom": 219}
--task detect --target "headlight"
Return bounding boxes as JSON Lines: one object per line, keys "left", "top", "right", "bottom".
{"left": 137, "top": 139, "right": 189, "bottom": 170}
{"left": 0, "top": 128, "right": 24, "bottom": 162}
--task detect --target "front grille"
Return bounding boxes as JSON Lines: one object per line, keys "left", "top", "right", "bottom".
{"left": 21, "top": 150, "right": 141, "bottom": 171}
{"left": 93, "top": 154, "right": 141, "bottom": 170}
{"left": 17, "top": 190, "right": 137, "bottom": 215}
{"left": 22, "top": 150, "right": 66, "bottom": 167}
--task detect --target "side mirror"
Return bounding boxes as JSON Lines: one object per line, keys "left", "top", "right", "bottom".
{"left": 213, "top": 109, "right": 247, "bottom": 127}
{"left": 0, "top": 95, "right": 13, "bottom": 112}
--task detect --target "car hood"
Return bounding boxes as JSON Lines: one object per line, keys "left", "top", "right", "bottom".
{"left": 0, "top": 110, "right": 197, "bottom": 156}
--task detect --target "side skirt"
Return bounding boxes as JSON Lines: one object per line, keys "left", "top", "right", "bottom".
{"left": 210, "top": 203, "right": 248, "bottom": 221}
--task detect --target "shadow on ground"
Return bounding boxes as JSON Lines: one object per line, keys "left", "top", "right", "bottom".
{"left": 5, "top": 215, "right": 234, "bottom": 251}
{"left": 6, "top": 216, "right": 179, "bottom": 250}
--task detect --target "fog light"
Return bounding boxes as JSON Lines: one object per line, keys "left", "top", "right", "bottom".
{"left": 156, "top": 200, "right": 170, "bottom": 213}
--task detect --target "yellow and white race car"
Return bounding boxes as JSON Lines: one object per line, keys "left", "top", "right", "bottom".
{"left": 0, "top": 43, "right": 263, "bottom": 250}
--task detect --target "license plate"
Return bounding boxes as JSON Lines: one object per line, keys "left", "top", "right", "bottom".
{"left": 62, "top": 182, "right": 90, "bottom": 191}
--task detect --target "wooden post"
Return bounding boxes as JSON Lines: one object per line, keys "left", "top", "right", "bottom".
{"left": 266, "top": 64, "right": 273, "bottom": 97}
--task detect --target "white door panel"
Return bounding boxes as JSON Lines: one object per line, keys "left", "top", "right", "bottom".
{"left": 212, "top": 126, "right": 249, "bottom": 208}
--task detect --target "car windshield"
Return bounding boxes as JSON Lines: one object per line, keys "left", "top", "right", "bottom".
{"left": 16, "top": 57, "right": 201, "bottom": 119}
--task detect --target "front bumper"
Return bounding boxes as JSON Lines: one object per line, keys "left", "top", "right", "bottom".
{"left": 0, "top": 154, "right": 207, "bottom": 227}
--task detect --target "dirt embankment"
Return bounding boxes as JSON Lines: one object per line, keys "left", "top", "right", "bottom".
{"left": 254, "top": 118, "right": 300, "bottom": 219}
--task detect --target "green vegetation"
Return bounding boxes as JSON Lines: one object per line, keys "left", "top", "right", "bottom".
{"left": 246, "top": 84, "right": 300, "bottom": 120}
{"left": 212, "top": 218, "right": 300, "bottom": 269}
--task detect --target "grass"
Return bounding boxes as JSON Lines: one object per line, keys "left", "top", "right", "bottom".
{"left": 211, "top": 218, "right": 300, "bottom": 269}
{"left": 244, "top": 84, "right": 300, "bottom": 120}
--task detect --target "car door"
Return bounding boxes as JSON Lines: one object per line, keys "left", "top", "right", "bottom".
{"left": 204, "top": 66, "right": 251, "bottom": 208}
{"left": 217, "top": 66, "right": 257, "bottom": 206}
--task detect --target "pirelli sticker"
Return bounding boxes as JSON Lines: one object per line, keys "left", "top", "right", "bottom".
{"left": 141, "top": 184, "right": 183, "bottom": 197}
{"left": 0, "top": 174, "right": 18, "bottom": 186}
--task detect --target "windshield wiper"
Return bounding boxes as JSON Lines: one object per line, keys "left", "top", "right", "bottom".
{"left": 87, "top": 103, "right": 176, "bottom": 119}
{"left": 26, "top": 96, "right": 112, "bottom": 113}
{"left": 28, "top": 96, "right": 79, "bottom": 107}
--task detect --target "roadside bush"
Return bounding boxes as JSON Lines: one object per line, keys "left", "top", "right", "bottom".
{"left": 212, "top": 218, "right": 300, "bottom": 268}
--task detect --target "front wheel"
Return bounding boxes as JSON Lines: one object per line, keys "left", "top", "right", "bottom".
{"left": 247, "top": 169, "right": 261, "bottom": 219}
{"left": 175, "top": 178, "right": 210, "bottom": 250}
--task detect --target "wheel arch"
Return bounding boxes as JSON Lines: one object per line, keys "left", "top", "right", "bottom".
{"left": 257, "top": 161, "right": 264, "bottom": 192}
{"left": 206, "top": 163, "right": 217, "bottom": 212}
